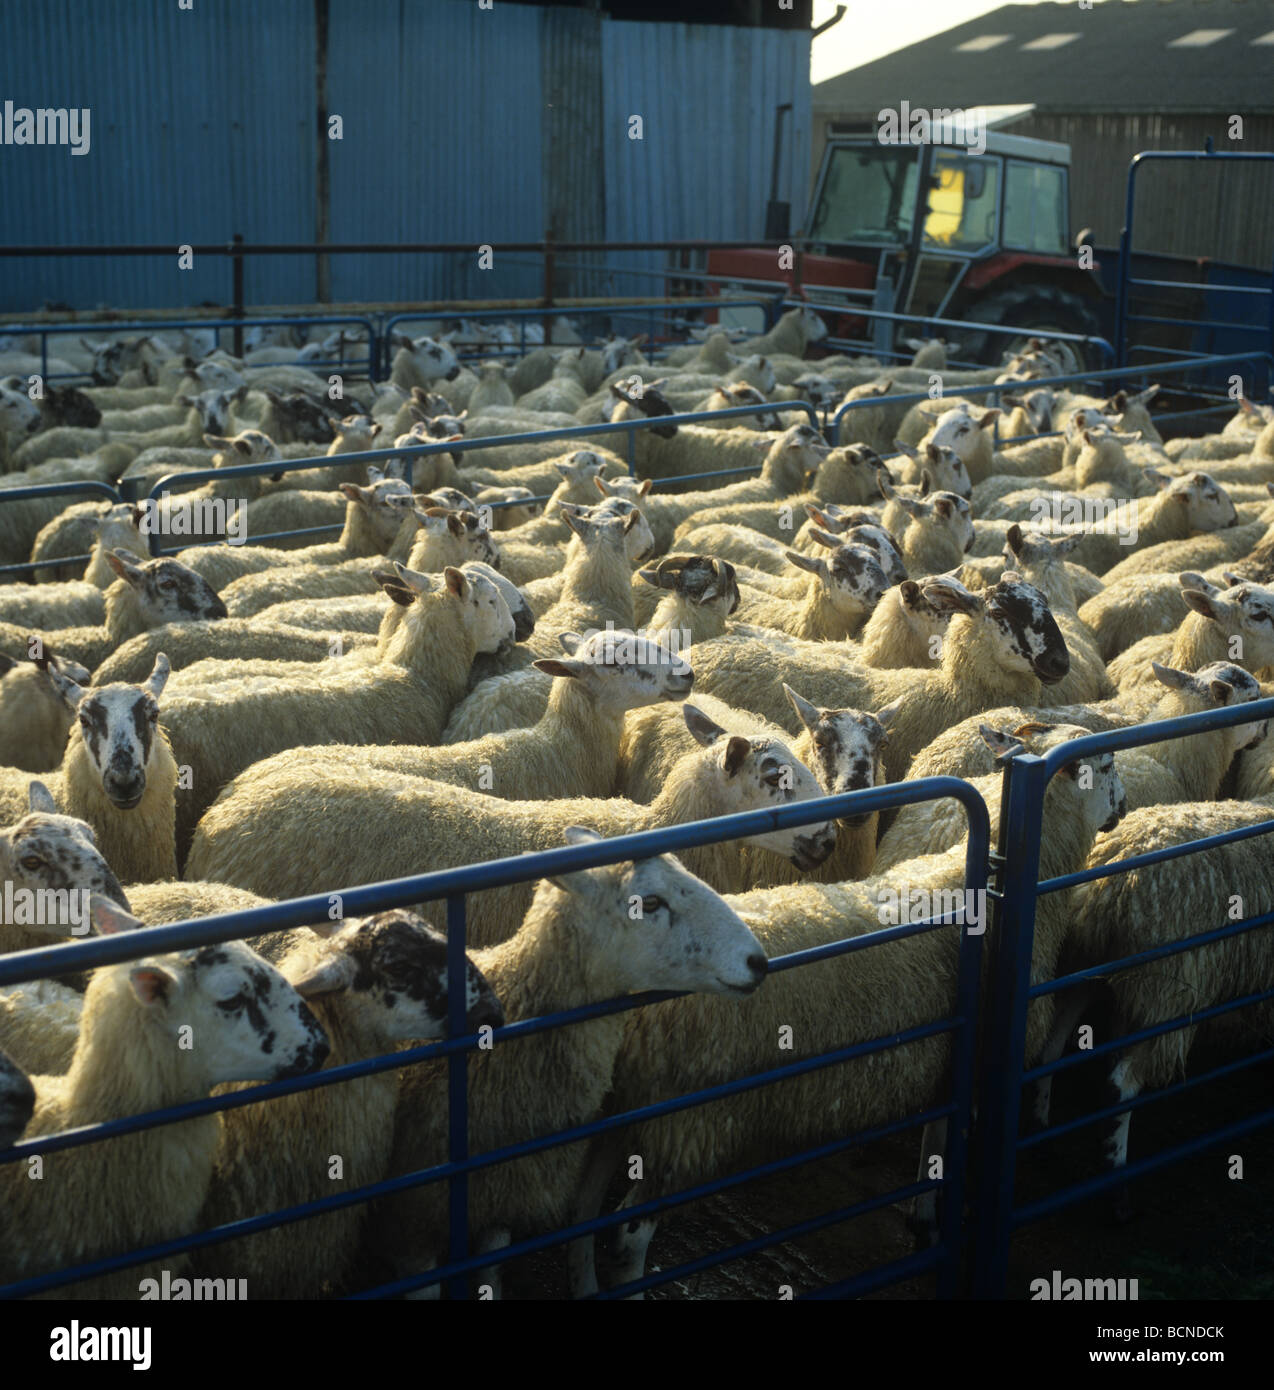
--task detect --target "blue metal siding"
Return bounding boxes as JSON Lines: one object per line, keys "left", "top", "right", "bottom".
{"left": 0, "top": 0, "right": 315, "bottom": 312}
{"left": 599, "top": 21, "right": 811, "bottom": 297}
{"left": 0, "top": 2, "right": 809, "bottom": 313}
{"left": 325, "top": 0, "right": 545, "bottom": 304}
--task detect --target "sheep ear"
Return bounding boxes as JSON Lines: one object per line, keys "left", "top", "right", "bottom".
{"left": 806, "top": 528, "right": 841, "bottom": 551}
{"left": 372, "top": 570, "right": 414, "bottom": 605}
{"left": 975, "top": 409, "right": 999, "bottom": 429}
{"left": 367, "top": 465, "right": 385, "bottom": 485}
{"left": 144, "top": 654, "right": 171, "bottom": 700}
{"left": 1178, "top": 571, "right": 1217, "bottom": 596}
{"left": 443, "top": 567, "right": 468, "bottom": 598}
{"left": 290, "top": 952, "right": 357, "bottom": 999}
{"left": 90, "top": 893, "right": 142, "bottom": 937}
{"left": 557, "top": 632, "right": 583, "bottom": 655}
{"left": 892, "top": 440, "right": 919, "bottom": 460}
{"left": 1181, "top": 588, "right": 1230, "bottom": 622}
{"left": 533, "top": 658, "right": 582, "bottom": 680}
{"left": 918, "top": 471, "right": 933, "bottom": 498}
{"left": 683, "top": 704, "right": 728, "bottom": 746}
{"left": 722, "top": 735, "right": 751, "bottom": 777}
{"left": 1052, "top": 532, "right": 1084, "bottom": 556}
{"left": 338, "top": 483, "right": 367, "bottom": 503}
{"left": 107, "top": 549, "right": 145, "bottom": 585}
{"left": 783, "top": 684, "right": 821, "bottom": 732}
{"left": 202, "top": 433, "right": 233, "bottom": 449}
{"left": 1221, "top": 571, "right": 1244, "bottom": 589}
{"left": 592, "top": 475, "right": 609, "bottom": 496}
{"left": 1210, "top": 679, "right": 1235, "bottom": 704}
{"left": 785, "top": 549, "right": 823, "bottom": 576}
{"left": 875, "top": 696, "right": 904, "bottom": 730}
{"left": 129, "top": 962, "right": 178, "bottom": 1006}
{"left": 638, "top": 478, "right": 653, "bottom": 497}
{"left": 27, "top": 780, "right": 57, "bottom": 814}
{"left": 979, "top": 724, "right": 1024, "bottom": 761}
{"left": 1005, "top": 523, "right": 1024, "bottom": 556}
{"left": 898, "top": 579, "right": 921, "bottom": 604}
{"left": 1011, "top": 721, "right": 1054, "bottom": 742}
{"left": 922, "top": 578, "right": 979, "bottom": 615}
{"left": 39, "top": 657, "right": 87, "bottom": 711}
{"left": 1144, "top": 466, "right": 1171, "bottom": 490}
{"left": 391, "top": 562, "right": 434, "bottom": 596}
{"left": 933, "top": 496, "right": 954, "bottom": 519}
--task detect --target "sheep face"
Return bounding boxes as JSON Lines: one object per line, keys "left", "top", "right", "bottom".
{"left": 177, "top": 385, "right": 247, "bottom": 436}
{"left": 80, "top": 336, "right": 142, "bottom": 385}
{"left": 1002, "top": 387, "right": 1055, "bottom": 435}
{"left": 41, "top": 384, "right": 101, "bottom": 430}
{"left": 899, "top": 441, "right": 970, "bottom": 500}
{"left": 682, "top": 706, "right": 836, "bottom": 868}
{"left": 0, "top": 784, "right": 130, "bottom": 937}
{"left": 560, "top": 501, "right": 653, "bottom": 566}
{"left": 413, "top": 507, "right": 502, "bottom": 570}
{"left": 338, "top": 474, "right": 413, "bottom": 550}
{"left": 924, "top": 404, "right": 998, "bottom": 467}
{"left": 798, "top": 306, "right": 829, "bottom": 344}
{"left": 85, "top": 503, "right": 146, "bottom": 562}
{"left": 1155, "top": 471, "right": 1239, "bottom": 532}
{"left": 639, "top": 555, "right": 739, "bottom": 614}
{"left": 46, "top": 655, "right": 172, "bottom": 811}
{"left": 548, "top": 829, "right": 767, "bottom": 996}
{"left": 791, "top": 536, "right": 889, "bottom": 620}
{"left": 106, "top": 551, "right": 229, "bottom": 625}
{"left": 111, "top": 936, "right": 330, "bottom": 1084}
{"left": 336, "top": 413, "right": 383, "bottom": 450}
{"left": 785, "top": 690, "right": 891, "bottom": 827}
{"left": 590, "top": 498, "right": 655, "bottom": 564}
{"left": 1153, "top": 660, "right": 1268, "bottom": 753}
{"left": 408, "top": 336, "right": 461, "bottom": 383}
{"left": 0, "top": 381, "right": 41, "bottom": 440}
{"left": 608, "top": 381, "right": 677, "bottom": 437}
{"left": 980, "top": 576, "right": 1070, "bottom": 684}
{"left": 1182, "top": 580, "right": 1274, "bottom": 672}
{"left": 0, "top": 1046, "right": 34, "bottom": 1148}
{"left": 185, "top": 358, "right": 245, "bottom": 393}
{"left": 983, "top": 723, "right": 1126, "bottom": 833}
{"left": 444, "top": 567, "right": 516, "bottom": 654}
{"left": 535, "top": 628, "right": 694, "bottom": 712}
{"left": 461, "top": 561, "right": 535, "bottom": 643}
{"left": 556, "top": 450, "right": 609, "bottom": 487}
{"left": 793, "top": 373, "right": 838, "bottom": 409}
{"left": 205, "top": 428, "right": 281, "bottom": 466}
{"left": 263, "top": 390, "right": 339, "bottom": 444}
{"left": 290, "top": 912, "right": 503, "bottom": 1039}
{"left": 601, "top": 336, "right": 642, "bottom": 376}
{"left": 710, "top": 384, "right": 781, "bottom": 430}
{"left": 760, "top": 423, "right": 831, "bottom": 491}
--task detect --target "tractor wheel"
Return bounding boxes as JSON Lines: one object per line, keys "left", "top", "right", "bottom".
{"left": 958, "top": 284, "right": 1104, "bottom": 374}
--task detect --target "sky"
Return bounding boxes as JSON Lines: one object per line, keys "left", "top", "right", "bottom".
{"left": 810, "top": 0, "right": 1058, "bottom": 84}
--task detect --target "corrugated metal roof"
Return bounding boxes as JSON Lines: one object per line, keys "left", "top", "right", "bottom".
{"left": 815, "top": 0, "right": 1274, "bottom": 116}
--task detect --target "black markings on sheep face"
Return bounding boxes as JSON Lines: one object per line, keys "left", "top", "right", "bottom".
{"left": 829, "top": 545, "right": 889, "bottom": 612}
{"left": 76, "top": 686, "right": 160, "bottom": 810}
{"left": 1, "top": 812, "right": 129, "bottom": 921}
{"left": 134, "top": 558, "right": 229, "bottom": 623}
{"left": 43, "top": 385, "right": 101, "bottom": 429}
{"left": 342, "top": 912, "right": 503, "bottom": 1034}
{"left": 987, "top": 581, "right": 1069, "bottom": 684}
{"left": 809, "top": 711, "right": 884, "bottom": 825}
{"left": 196, "top": 945, "right": 330, "bottom": 1076}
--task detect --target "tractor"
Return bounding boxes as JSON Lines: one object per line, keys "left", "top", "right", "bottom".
{"left": 705, "top": 129, "right": 1106, "bottom": 369}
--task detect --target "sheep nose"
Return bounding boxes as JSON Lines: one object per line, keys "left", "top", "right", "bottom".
{"left": 468, "top": 995, "right": 505, "bottom": 1032}
{"left": 104, "top": 773, "right": 146, "bottom": 809}
{"left": 1036, "top": 650, "right": 1070, "bottom": 683}
{"left": 445, "top": 366, "right": 461, "bottom": 381}
{"left": 746, "top": 954, "right": 768, "bottom": 985}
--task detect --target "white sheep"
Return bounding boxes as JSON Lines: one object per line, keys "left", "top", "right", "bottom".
{"left": 187, "top": 716, "right": 835, "bottom": 948}
{"left": 688, "top": 573, "right": 1071, "bottom": 784}
{"left": 368, "top": 833, "right": 766, "bottom": 1297}
{"left": 732, "top": 537, "right": 889, "bottom": 641}
{"left": 568, "top": 720, "right": 1125, "bottom": 1294}
{"left": 193, "top": 910, "right": 502, "bottom": 1298}
{"left": 0, "top": 899, "right": 329, "bottom": 1298}
{"left": 0, "top": 652, "right": 93, "bottom": 772}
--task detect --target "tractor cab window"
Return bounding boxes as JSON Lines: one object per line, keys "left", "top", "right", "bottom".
{"left": 806, "top": 145, "right": 920, "bottom": 246}
{"left": 1003, "top": 160, "right": 1069, "bottom": 255}
{"left": 923, "top": 153, "right": 1001, "bottom": 253}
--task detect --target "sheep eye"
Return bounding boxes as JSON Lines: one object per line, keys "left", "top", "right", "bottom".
{"left": 640, "top": 896, "right": 666, "bottom": 916}
{"left": 19, "top": 854, "right": 43, "bottom": 870}
{"left": 216, "top": 990, "right": 247, "bottom": 1012}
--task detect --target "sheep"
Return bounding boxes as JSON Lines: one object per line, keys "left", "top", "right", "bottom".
{"left": 568, "top": 720, "right": 1125, "bottom": 1295}
{"left": 0, "top": 1045, "right": 33, "bottom": 1148}
{"left": 878, "top": 477, "right": 974, "bottom": 576}
{"left": 891, "top": 439, "right": 972, "bottom": 499}
{"left": 173, "top": 468, "right": 412, "bottom": 591}
{"left": 27, "top": 501, "right": 150, "bottom": 586}
{"left": 0, "top": 579, "right": 104, "bottom": 631}
{"left": 0, "top": 445, "right": 136, "bottom": 569}
{"left": 738, "top": 305, "right": 828, "bottom": 359}
{"left": 474, "top": 484, "right": 542, "bottom": 529}
{"left": 688, "top": 573, "right": 1070, "bottom": 784}
{"left": 0, "top": 551, "right": 227, "bottom": 676}
{"left": 1, "top": 781, "right": 130, "bottom": 968}
{"left": 388, "top": 335, "right": 462, "bottom": 393}
{"left": 1065, "top": 799, "right": 1274, "bottom": 1194}
{"left": 0, "top": 900, "right": 329, "bottom": 1298}
{"left": 895, "top": 402, "right": 1000, "bottom": 483}
{"left": 0, "top": 652, "right": 92, "bottom": 772}
{"left": 1026, "top": 469, "right": 1239, "bottom": 577}
{"left": 732, "top": 538, "right": 888, "bottom": 641}
{"left": 157, "top": 564, "right": 515, "bottom": 851}
{"left": 193, "top": 911, "right": 502, "bottom": 1298}
{"left": 467, "top": 360, "right": 518, "bottom": 413}
{"left": 1106, "top": 579, "right": 1274, "bottom": 692}
{"left": 187, "top": 720, "right": 835, "bottom": 948}
{"left": 999, "top": 524, "right": 1114, "bottom": 705}
{"left": 189, "top": 627, "right": 693, "bottom": 850}
{"left": 0, "top": 656, "right": 178, "bottom": 883}
{"left": 368, "top": 833, "right": 766, "bottom": 1297}
{"left": 697, "top": 382, "right": 783, "bottom": 429}
{"left": 859, "top": 578, "right": 952, "bottom": 669}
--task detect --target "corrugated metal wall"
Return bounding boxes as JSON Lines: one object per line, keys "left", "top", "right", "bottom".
{"left": 0, "top": 0, "right": 810, "bottom": 314}
{"left": 1008, "top": 113, "right": 1274, "bottom": 270}
{"left": 0, "top": 0, "right": 315, "bottom": 311}
{"left": 598, "top": 20, "right": 812, "bottom": 298}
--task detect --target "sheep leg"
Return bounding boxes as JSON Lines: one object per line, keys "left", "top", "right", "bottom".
{"left": 1030, "top": 981, "right": 1098, "bottom": 1133}
{"left": 394, "top": 1255, "right": 441, "bottom": 1301}
{"left": 566, "top": 1131, "right": 628, "bottom": 1299}
{"left": 1100, "top": 1055, "right": 1142, "bottom": 1224}
{"left": 910, "top": 1118, "right": 948, "bottom": 1248}
{"left": 609, "top": 1187, "right": 658, "bottom": 1300}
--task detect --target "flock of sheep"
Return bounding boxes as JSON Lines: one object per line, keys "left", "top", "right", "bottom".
{"left": 1, "top": 303, "right": 1273, "bottom": 1298}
